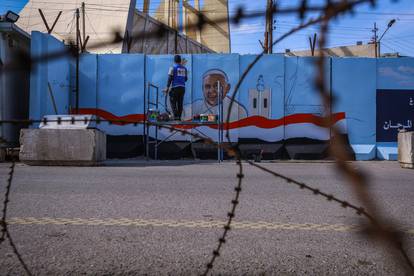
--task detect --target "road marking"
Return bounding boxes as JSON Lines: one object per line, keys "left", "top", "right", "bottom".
{"left": 6, "top": 217, "right": 414, "bottom": 235}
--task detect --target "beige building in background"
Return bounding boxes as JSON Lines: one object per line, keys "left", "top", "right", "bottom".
{"left": 154, "top": 0, "right": 230, "bottom": 53}
{"left": 17, "top": 0, "right": 136, "bottom": 53}
{"left": 16, "top": 0, "right": 216, "bottom": 54}
{"left": 286, "top": 43, "right": 376, "bottom": 58}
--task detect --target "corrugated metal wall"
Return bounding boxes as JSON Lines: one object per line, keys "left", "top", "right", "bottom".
{"left": 126, "top": 10, "right": 214, "bottom": 54}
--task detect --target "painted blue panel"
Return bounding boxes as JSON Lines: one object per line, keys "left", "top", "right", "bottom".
{"left": 29, "top": 32, "right": 46, "bottom": 121}
{"left": 284, "top": 57, "right": 330, "bottom": 140}
{"left": 192, "top": 54, "right": 240, "bottom": 142}
{"left": 377, "top": 58, "right": 414, "bottom": 90}
{"left": 79, "top": 54, "right": 97, "bottom": 109}
{"left": 46, "top": 35, "right": 70, "bottom": 115}
{"left": 332, "top": 58, "right": 376, "bottom": 160}
{"left": 96, "top": 54, "right": 145, "bottom": 135}
{"left": 29, "top": 32, "right": 71, "bottom": 121}
{"left": 192, "top": 54, "right": 241, "bottom": 119}
{"left": 238, "top": 54, "right": 284, "bottom": 142}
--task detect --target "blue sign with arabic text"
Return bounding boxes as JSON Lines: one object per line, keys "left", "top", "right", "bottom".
{"left": 377, "top": 89, "right": 414, "bottom": 142}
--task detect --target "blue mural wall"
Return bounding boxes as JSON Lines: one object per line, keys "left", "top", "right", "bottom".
{"left": 29, "top": 33, "right": 414, "bottom": 160}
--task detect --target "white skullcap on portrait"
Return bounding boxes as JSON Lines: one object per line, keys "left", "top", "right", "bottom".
{"left": 202, "top": 69, "right": 229, "bottom": 83}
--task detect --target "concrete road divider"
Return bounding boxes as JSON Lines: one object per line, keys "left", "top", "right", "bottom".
{"left": 19, "top": 129, "right": 106, "bottom": 166}
{"left": 398, "top": 130, "right": 414, "bottom": 169}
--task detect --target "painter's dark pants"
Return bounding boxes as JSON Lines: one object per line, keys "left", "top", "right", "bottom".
{"left": 169, "top": 87, "right": 185, "bottom": 120}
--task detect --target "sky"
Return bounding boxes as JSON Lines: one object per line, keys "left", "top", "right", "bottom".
{"left": 229, "top": 0, "right": 414, "bottom": 56}
{"left": 2, "top": 0, "right": 413, "bottom": 56}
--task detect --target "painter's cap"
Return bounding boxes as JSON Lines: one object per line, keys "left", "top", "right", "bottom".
{"left": 174, "top": 55, "right": 182, "bottom": 63}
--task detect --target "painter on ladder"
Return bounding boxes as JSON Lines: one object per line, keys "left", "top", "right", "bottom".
{"left": 164, "top": 55, "right": 188, "bottom": 121}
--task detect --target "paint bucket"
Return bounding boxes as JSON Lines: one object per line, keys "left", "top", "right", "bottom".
{"left": 193, "top": 114, "right": 200, "bottom": 122}
{"left": 208, "top": 114, "right": 217, "bottom": 122}
{"left": 147, "top": 109, "right": 159, "bottom": 122}
{"left": 200, "top": 114, "right": 209, "bottom": 122}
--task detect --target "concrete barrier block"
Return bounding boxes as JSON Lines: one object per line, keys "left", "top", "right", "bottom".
{"left": 19, "top": 129, "right": 106, "bottom": 166}
{"left": 398, "top": 131, "right": 414, "bottom": 169}
{"left": 350, "top": 144, "right": 376, "bottom": 160}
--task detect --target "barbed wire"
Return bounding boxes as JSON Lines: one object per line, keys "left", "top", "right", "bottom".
{"left": 0, "top": 116, "right": 413, "bottom": 274}
{"left": 313, "top": 7, "right": 414, "bottom": 272}
{"left": 3, "top": 115, "right": 406, "bottom": 275}
{"left": 1, "top": 0, "right": 414, "bottom": 275}
{"left": 224, "top": 0, "right": 414, "bottom": 273}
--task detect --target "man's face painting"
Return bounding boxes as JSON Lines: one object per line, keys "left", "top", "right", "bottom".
{"left": 203, "top": 74, "right": 230, "bottom": 106}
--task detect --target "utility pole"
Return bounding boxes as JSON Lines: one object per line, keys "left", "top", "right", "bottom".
{"left": 143, "top": 0, "right": 150, "bottom": 14}
{"left": 81, "top": 2, "right": 86, "bottom": 44}
{"left": 372, "top": 22, "right": 378, "bottom": 58}
{"left": 75, "top": 8, "right": 80, "bottom": 113}
{"left": 264, "top": 0, "right": 268, "bottom": 53}
{"left": 268, "top": 0, "right": 274, "bottom": 53}
{"left": 264, "top": 0, "right": 274, "bottom": 54}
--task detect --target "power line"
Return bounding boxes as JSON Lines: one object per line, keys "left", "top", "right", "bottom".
{"left": 383, "top": 40, "right": 413, "bottom": 53}
{"left": 357, "top": 11, "right": 414, "bottom": 16}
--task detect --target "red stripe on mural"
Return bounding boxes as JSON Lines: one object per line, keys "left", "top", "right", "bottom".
{"left": 75, "top": 108, "right": 345, "bottom": 129}
{"left": 200, "top": 113, "right": 345, "bottom": 130}
{"left": 75, "top": 108, "right": 145, "bottom": 125}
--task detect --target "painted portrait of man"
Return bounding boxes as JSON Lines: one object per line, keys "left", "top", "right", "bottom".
{"left": 186, "top": 69, "right": 248, "bottom": 122}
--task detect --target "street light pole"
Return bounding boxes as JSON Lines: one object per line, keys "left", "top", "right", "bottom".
{"left": 378, "top": 19, "right": 396, "bottom": 57}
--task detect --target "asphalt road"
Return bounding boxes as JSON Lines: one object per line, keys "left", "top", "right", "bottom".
{"left": 0, "top": 160, "right": 413, "bottom": 275}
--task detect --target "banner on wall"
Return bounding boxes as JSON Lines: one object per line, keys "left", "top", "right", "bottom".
{"left": 377, "top": 89, "right": 414, "bottom": 142}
